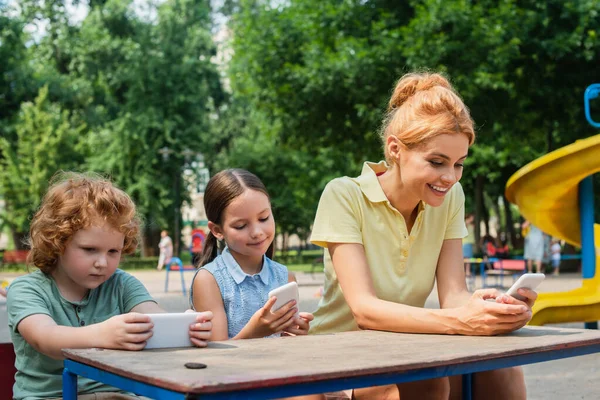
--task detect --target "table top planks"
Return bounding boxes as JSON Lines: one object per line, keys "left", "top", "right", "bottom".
{"left": 63, "top": 326, "right": 600, "bottom": 395}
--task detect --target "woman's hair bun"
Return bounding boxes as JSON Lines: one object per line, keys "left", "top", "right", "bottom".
{"left": 388, "top": 72, "right": 452, "bottom": 111}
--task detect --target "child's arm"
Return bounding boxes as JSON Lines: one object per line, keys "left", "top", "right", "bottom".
{"left": 192, "top": 269, "right": 297, "bottom": 340}
{"left": 17, "top": 312, "right": 154, "bottom": 360}
{"left": 191, "top": 269, "right": 232, "bottom": 341}
{"left": 131, "top": 301, "right": 165, "bottom": 313}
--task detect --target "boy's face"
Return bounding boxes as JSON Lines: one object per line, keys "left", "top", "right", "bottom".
{"left": 54, "top": 223, "right": 125, "bottom": 299}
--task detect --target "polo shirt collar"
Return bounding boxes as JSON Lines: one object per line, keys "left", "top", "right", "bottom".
{"left": 356, "top": 160, "right": 426, "bottom": 214}
{"left": 222, "top": 247, "right": 270, "bottom": 285}
{"left": 355, "top": 161, "right": 391, "bottom": 203}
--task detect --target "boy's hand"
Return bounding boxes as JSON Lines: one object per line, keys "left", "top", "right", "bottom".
{"left": 188, "top": 310, "right": 213, "bottom": 347}
{"left": 98, "top": 313, "right": 153, "bottom": 351}
{"left": 284, "top": 312, "right": 314, "bottom": 336}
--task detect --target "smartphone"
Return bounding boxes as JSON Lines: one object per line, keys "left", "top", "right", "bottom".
{"left": 505, "top": 273, "right": 545, "bottom": 301}
{"left": 144, "top": 312, "right": 200, "bottom": 349}
{"left": 268, "top": 281, "right": 299, "bottom": 316}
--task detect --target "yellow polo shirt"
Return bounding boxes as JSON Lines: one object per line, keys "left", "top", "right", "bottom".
{"left": 309, "top": 161, "right": 467, "bottom": 334}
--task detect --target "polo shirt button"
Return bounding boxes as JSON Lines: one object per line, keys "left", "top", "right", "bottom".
{"left": 77, "top": 306, "right": 82, "bottom": 313}
{"left": 402, "top": 249, "right": 409, "bottom": 257}
{"left": 80, "top": 320, "right": 86, "bottom": 326}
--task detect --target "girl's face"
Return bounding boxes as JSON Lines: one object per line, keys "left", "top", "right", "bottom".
{"left": 54, "top": 222, "right": 124, "bottom": 300}
{"left": 397, "top": 133, "right": 469, "bottom": 207}
{"left": 210, "top": 189, "right": 275, "bottom": 267}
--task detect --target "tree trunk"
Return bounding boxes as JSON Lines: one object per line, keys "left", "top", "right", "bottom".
{"left": 141, "top": 225, "right": 160, "bottom": 257}
{"left": 482, "top": 198, "right": 490, "bottom": 236}
{"left": 492, "top": 195, "right": 503, "bottom": 240}
{"left": 10, "top": 230, "right": 29, "bottom": 250}
{"left": 474, "top": 175, "right": 485, "bottom": 253}
{"left": 503, "top": 195, "right": 516, "bottom": 247}
{"left": 280, "top": 233, "right": 288, "bottom": 258}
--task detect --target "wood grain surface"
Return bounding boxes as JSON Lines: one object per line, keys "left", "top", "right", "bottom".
{"left": 63, "top": 326, "right": 600, "bottom": 395}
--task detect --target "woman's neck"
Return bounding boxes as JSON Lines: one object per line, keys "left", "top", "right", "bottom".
{"left": 377, "top": 165, "right": 421, "bottom": 229}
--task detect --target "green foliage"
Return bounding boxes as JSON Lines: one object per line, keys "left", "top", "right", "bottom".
{"left": 78, "top": 0, "right": 223, "bottom": 236}
{"left": 224, "top": 0, "right": 600, "bottom": 240}
{"left": 2, "top": 0, "right": 600, "bottom": 251}
{"left": 0, "top": 86, "right": 88, "bottom": 238}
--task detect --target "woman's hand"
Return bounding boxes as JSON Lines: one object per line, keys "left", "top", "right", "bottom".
{"left": 495, "top": 287, "right": 538, "bottom": 309}
{"left": 97, "top": 313, "right": 154, "bottom": 351}
{"left": 188, "top": 311, "right": 214, "bottom": 347}
{"left": 455, "top": 289, "right": 532, "bottom": 336}
{"left": 284, "top": 312, "right": 314, "bottom": 336}
{"left": 247, "top": 296, "right": 298, "bottom": 338}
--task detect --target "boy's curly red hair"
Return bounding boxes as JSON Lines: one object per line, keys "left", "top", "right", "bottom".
{"left": 27, "top": 172, "right": 140, "bottom": 274}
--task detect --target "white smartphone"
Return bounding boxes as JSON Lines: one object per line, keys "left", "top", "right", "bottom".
{"left": 268, "top": 281, "right": 299, "bottom": 316}
{"left": 505, "top": 273, "right": 545, "bottom": 301}
{"left": 144, "top": 312, "right": 200, "bottom": 350}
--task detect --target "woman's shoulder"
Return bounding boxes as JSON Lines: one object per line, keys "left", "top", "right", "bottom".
{"left": 320, "top": 176, "right": 362, "bottom": 203}
{"left": 325, "top": 176, "right": 360, "bottom": 191}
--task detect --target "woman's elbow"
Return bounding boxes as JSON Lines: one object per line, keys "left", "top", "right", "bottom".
{"left": 349, "top": 302, "right": 377, "bottom": 330}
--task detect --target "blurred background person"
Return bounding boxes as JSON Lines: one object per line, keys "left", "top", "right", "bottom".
{"left": 157, "top": 230, "right": 173, "bottom": 270}
{"left": 523, "top": 220, "right": 544, "bottom": 273}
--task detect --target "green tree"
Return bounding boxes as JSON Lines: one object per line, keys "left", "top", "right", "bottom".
{"left": 72, "top": 0, "right": 224, "bottom": 255}
{"left": 225, "top": 0, "right": 600, "bottom": 249}
{"left": 0, "top": 86, "right": 88, "bottom": 248}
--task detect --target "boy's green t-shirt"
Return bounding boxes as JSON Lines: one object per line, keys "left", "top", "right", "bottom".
{"left": 7, "top": 269, "right": 155, "bottom": 400}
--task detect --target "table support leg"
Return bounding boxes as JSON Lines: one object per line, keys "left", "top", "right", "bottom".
{"left": 62, "top": 367, "right": 78, "bottom": 400}
{"left": 462, "top": 373, "right": 472, "bottom": 400}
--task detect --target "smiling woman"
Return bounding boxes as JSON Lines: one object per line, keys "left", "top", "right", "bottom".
{"left": 308, "top": 72, "right": 537, "bottom": 400}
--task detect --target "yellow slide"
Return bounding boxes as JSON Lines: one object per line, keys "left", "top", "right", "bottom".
{"left": 505, "top": 134, "right": 600, "bottom": 325}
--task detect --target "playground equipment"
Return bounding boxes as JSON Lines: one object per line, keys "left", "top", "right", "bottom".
{"left": 505, "top": 84, "right": 600, "bottom": 328}
{"left": 163, "top": 257, "right": 196, "bottom": 296}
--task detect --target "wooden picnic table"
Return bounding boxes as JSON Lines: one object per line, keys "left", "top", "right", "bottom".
{"left": 63, "top": 326, "right": 600, "bottom": 400}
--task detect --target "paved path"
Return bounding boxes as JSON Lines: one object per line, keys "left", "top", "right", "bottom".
{"left": 1, "top": 270, "right": 598, "bottom": 398}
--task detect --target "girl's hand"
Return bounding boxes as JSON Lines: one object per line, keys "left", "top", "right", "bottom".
{"left": 98, "top": 313, "right": 154, "bottom": 351}
{"left": 284, "top": 312, "right": 314, "bottom": 336}
{"left": 188, "top": 311, "right": 214, "bottom": 347}
{"left": 247, "top": 296, "right": 298, "bottom": 338}
{"left": 456, "top": 289, "right": 532, "bottom": 336}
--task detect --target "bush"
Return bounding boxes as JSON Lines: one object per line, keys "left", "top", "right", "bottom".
{"left": 120, "top": 257, "right": 159, "bottom": 270}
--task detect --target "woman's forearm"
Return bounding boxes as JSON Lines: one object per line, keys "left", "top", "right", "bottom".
{"left": 353, "top": 297, "right": 464, "bottom": 335}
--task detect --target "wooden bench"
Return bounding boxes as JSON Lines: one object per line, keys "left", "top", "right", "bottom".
{"left": 1, "top": 250, "right": 29, "bottom": 265}
{"left": 483, "top": 259, "right": 526, "bottom": 288}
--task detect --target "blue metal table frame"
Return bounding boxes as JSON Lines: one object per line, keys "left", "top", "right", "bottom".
{"left": 63, "top": 342, "right": 600, "bottom": 400}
